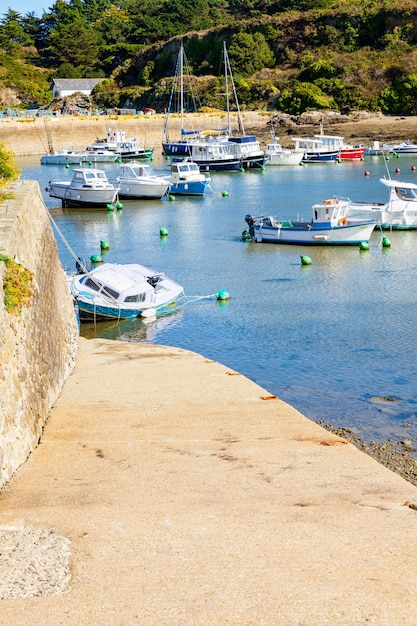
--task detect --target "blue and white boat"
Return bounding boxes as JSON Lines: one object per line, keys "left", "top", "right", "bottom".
{"left": 291, "top": 137, "right": 339, "bottom": 163}
{"left": 244, "top": 198, "right": 376, "bottom": 245}
{"left": 168, "top": 160, "right": 211, "bottom": 196}
{"left": 70, "top": 262, "right": 184, "bottom": 321}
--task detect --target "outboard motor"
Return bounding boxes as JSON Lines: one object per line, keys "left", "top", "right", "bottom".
{"left": 244, "top": 214, "right": 256, "bottom": 238}
{"left": 75, "top": 257, "right": 89, "bottom": 274}
{"left": 147, "top": 275, "right": 161, "bottom": 287}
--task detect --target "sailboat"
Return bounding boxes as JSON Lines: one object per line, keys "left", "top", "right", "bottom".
{"left": 162, "top": 44, "right": 241, "bottom": 171}
{"left": 219, "top": 42, "right": 267, "bottom": 169}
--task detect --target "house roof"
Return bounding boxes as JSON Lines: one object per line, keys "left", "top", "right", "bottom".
{"left": 52, "top": 79, "right": 105, "bottom": 91}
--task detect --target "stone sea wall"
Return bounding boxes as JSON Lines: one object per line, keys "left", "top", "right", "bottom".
{"left": 0, "top": 180, "right": 79, "bottom": 488}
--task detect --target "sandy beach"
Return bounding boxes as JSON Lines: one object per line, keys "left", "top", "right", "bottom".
{"left": 1, "top": 337, "right": 417, "bottom": 624}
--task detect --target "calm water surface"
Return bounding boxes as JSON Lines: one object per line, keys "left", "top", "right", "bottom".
{"left": 17, "top": 152, "right": 417, "bottom": 445}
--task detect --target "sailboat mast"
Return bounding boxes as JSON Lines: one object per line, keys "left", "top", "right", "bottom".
{"left": 223, "top": 41, "right": 230, "bottom": 135}
{"left": 223, "top": 41, "right": 245, "bottom": 136}
{"left": 180, "top": 43, "right": 184, "bottom": 133}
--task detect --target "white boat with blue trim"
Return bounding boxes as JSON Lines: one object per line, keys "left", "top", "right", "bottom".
{"left": 70, "top": 262, "right": 184, "bottom": 321}
{"left": 244, "top": 198, "right": 376, "bottom": 245}
{"left": 168, "top": 160, "right": 211, "bottom": 195}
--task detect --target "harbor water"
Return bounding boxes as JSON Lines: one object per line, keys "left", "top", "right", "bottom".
{"left": 17, "top": 151, "right": 417, "bottom": 447}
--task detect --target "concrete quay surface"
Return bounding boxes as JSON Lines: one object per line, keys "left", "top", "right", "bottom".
{"left": 1, "top": 337, "right": 417, "bottom": 625}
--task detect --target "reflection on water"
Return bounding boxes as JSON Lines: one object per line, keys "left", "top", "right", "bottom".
{"left": 17, "top": 153, "right": 417, "bottom": 446}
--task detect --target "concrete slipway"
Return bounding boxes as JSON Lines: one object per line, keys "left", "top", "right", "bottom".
{"left": 0, "top": 338, "right": 417, "bottom": 625}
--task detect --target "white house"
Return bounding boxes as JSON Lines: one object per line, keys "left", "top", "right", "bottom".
{"left": 52, "top": 78, "right": 105, "bottom": 99}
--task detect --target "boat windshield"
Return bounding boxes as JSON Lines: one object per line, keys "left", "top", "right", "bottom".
{"left": 396, "top": 186, "right": 417, "bottom": 201}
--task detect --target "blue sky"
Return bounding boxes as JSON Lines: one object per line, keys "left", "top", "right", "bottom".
{"left": 2, "top": 0, "right": 53, "bottom": 17}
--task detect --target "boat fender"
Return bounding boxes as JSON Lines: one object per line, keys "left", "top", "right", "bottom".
{"left": 324, "top": 199, "right": 338, "bottom": 205}
{"left": 338, "top": 218, "right": 347, "bottom": 226}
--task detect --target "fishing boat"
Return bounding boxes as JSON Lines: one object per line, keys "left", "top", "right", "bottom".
{"left": 111, "top": 162, "right": 170, "bottom": 199}
{"left": 314, "top": 134, "right": 365, "bottom": 160}
{"left": 345, "top": 177, "right": 417, "bottom": 229}
{"left": 70, "top": 262, "right": 184, "bottom": 321}
{"left": 291, "top": 137, "right": 339, "bottom": 163}
{"left": 91, "top": 128, "right": 154, "bottom": 160}
{"left": 168, "top": 160, "right": 211, "bottom": 195}
{"left": 46, "top": 168, "right": 120, "bottom": 207}
{"left": 265, "top": 129, "right": 304, "bottom": 166}
{"left": 244, "top": 199, "right": 376, "bottom": 245}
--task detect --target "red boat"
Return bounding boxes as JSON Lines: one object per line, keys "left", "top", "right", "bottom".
{"left": 338, "top": 146, "right": 366, "bottom": 160}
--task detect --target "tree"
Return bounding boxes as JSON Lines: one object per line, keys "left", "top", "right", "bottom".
{"left": 228, "top": 32, "right": 275, "bottom": 76}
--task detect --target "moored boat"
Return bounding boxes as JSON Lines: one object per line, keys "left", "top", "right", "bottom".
{"left": 265, "top": 140, "right": 304, "bottom": 166}
{"left": 40, "top": 148, "right": 86, "bottom": 165}
{"left": 46, "top": 168, "right": 120, "bottom": 207}
{"left": 291, "top": 137, "right": 339, "bottom": 163}
{"left": 244, "top": 198, "right": 376, "bottom": 245}
{"left": 111, "top": 162, "right": 170, "bottom": 199}
{"left": 345, "top": 177, "right": 417, "bottom": 229}
{"left": 168, "top": 160, "right": 211, "bottom": 195}
{"left": 91, "top": 128, "right": 154, "bottom": 160}
{"left": 314, "top": 134, "right": 365, "bottom": 160}
{"left": 391, "top": 140, "right": 417, "bottom": 154}
{"left": 70, "top": 262, "right": 184, "bottom": 321}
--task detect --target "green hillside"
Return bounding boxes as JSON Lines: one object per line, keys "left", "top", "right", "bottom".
{"left": 1, "top": 1, "right": 417, "bottom": 115}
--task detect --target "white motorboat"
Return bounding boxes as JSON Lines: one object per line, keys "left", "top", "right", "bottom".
{"left": 40, "top": 149, "right": 85, "bottom": 165}
{"left": 91, "top": 128, "right": 154, "bottom": 160}
{"left": 82, "top": 146, "right": 119, "bottom": 163}
{"left": 244, "top": 199, "right": 376, "bottom": 245}
{"left": 111, "top": 162, "right": 170, "bottom": 199}
{"left": 364, "top": 141, "right": 394, "bottom": 156}
{"left": 392, "top": 140, "right": 417, "bottom": 154}
{"left": 265, "top": 140, "right": 303, "bottom": 166}
{"left": 346, "top": 177, "right": 417, "bottom": 229}
{"left": 70, "top": 262, "right": 184, "bottom": 321}
{"left": 168, "top": 160, "right": 211, "bottom": 195}
{"left": 46, "top": 168, "right": 120, "bottom": 207}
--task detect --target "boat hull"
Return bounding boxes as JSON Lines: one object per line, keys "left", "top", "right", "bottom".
{"left": 76, "top": 298, "right": 178, "bottom": 321}
{"left": 41, "top": 153, "right": 84, "bottom": 165}
{"left": 117, "top": 180, "right": 169, "bottom": 199}
{"left": 338, "top": 147, "right": 365, "bottom": 160}
{"left": 48, "top": 184, "right": 119, "bottom": 207}
{"left": 251, "top": 222, "right": 376, "bottom": 245}
{"left": 169, "top": 180, "right": 210, "bottom": 195}
{"left": 266, "top": 152, "right": 303, "bottom": 166}
{"left": 162, "top": 142, "right": 192, "bottom": 157}
{"left": 301, "top": 150, "right": 339, "bottom": 163}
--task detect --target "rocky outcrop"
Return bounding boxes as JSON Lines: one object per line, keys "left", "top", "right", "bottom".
{"left": 0, "top": 181, "right": 79, "bottom": 487}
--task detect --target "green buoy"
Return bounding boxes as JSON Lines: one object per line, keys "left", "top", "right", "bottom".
{"left": 382, "top": 236, "right": 391, "bottom": 248}
{"left": 222, "top": 191, "right": 229, "bottom": 197}
{"left": 116, "top": 201, "right": 123, "bottom": 210}
{"left": 100, "top": 240, "right": 109, "bottom": 250}
{"left": 168, "top": 194, "right": 175, "bottom": 201}
{"left": 160, "top": 227, "right": 168, "bottom": 237}
{"left": 216, "top": 289, "right": 230, "bottom": 301}
{"left": 300, "top": 255, "right": 312, "bottom": 266}
{"left": 106, "top": 203, "right": 114, "bottom": 211}
{"left": 241, "top": 229, "right": 251, "bottom": 241}
{"left": 90, "top": 254, "right": 103, "bottom": 263}
{"left": 359, "top": 241, "right": 369, "bottom": 251}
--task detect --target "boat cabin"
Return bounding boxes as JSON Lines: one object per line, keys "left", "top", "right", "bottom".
{"left": 70, "top": 168, "right": 111, "bottom": 188}
{"left": 80, "top": 264, "right": 160, "bottom": 304}
{"left": 311, "top": 199, "right": 350, "bottom": 226}
{"left": 171, "top": 161, "right": 201, "bottom": 179}
{"left": 119, "top": 163, "right": 157, "bottom": 179}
